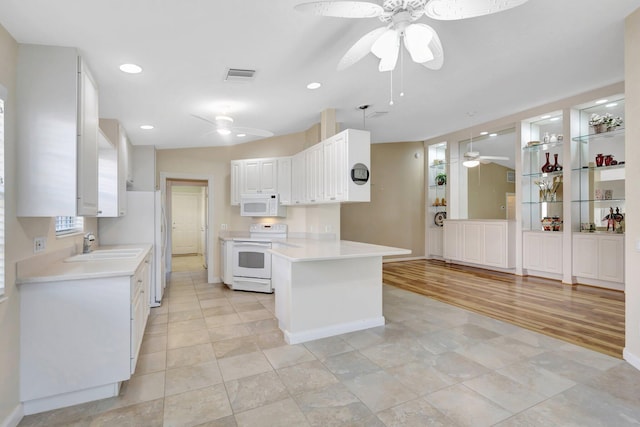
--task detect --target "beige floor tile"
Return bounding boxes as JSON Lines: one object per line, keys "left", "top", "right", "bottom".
{"left": 231, "top": 301, "right": 264, "bottom": 312}
{"left": 200, "top": 297, "right": 233, "bottom": 308}
{"left": 263, "top": 344, "right": 317, "bottom": 369}
{"left": 163, "top": 384, "right": 232, "bottom": 427}
{"left": 144, "top": 322, "right": 168, "bottom": 336}
{"left": 148, "top": 313, "right": 168, "bottom": 326}
{"left": 237, "top": 309, "right": 274, "bottom": 322}
{"left": 212, "top": 335, "right": 260, "bottom": 359}
{"left": 386, "top": 360, "right": 456, "bottom": 396}
{"left": 98, "top": 371, "right": 165, "bottom": 412}
{"left": 85, "top": 398, "right": 164, "bottom": 427}
{"left": 256, "top": 330, "right": 287, "bottom": 350}
{"left": 225, "top": 371, "right": 289, "bottom": 413}
{"left": 322, "top": 350, "right": 381, "bottom": 381}
{"left": 168, "top": 309, "right": 204, "bottom": 323}
{"left": 293, "top": 383, "right": 373, "bottom": 427}
{"left": 217, "top": 351, "right": 273, "bottom": 382}
{"left": 277, "top": 360, "right": 339, "bottom": 395}
{"left": 463, "top": 371, "right": 548, "bottom": 413}
{"left": 193, "top": 415, "right": 238, "bottom": 426}
{"left": 168, "top": 318, "right": 208, "bottom": 333}
{"left": 166, "top": 343, "right": 216, "bottom": 369}
{"left": 140, "top": 334, "right": 167, "bottom": 355}
{"left": 204, "top": 313, "right": 243, "bottom": 328}
{"left": 165, "top": 360, "right": 224, "bottom": 396}
{"left": 134, "top": 350, "right": 167, "bottom": 376}
{"left": 303, "top": 336, "right": 355, "bottom": 359}
{"left": 343, "top": 370, "right": 417, "bottom": 412}
{"left": 208, "top": 324, "right": 252, "bottom": 342}
{"left": 167, "top": 329, "right": 211, "bottom": 350}
{"left": 426, "top": 384, "right": 512, "bottom": 427}
{"left": 234, "top": 398, "right": 309, "bottom": 427}
{"left": 245, "top": 318, "right": 280, "bottom": 334}
{"left": 376, "top": 397, "right": 453, "bottom": 427}
{"left": 169, "top": 301, "right": 202, "bottom": 313}
{"left": 497, "top": 361, "right": 576, "bottom": 398}
{"left": 202, "top": 305, "right": 236, "bottom": 317}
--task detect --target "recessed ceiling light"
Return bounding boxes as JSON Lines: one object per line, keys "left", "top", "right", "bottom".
{"left": 140, "top": 125, "right": 154, "bottom": 130}
{"left": 306, "top": 82, "right": 321, "bottom": 90}
{"left": 236, "top": 133, "right": 246, "bottom": 137}
{"left": 595, "top": 99, "right": 608, "bottom": 104}
{"left": 550, "top": 117, "right": 560, "bottom": 121}
{"left": 480, "top": 131, "right": 488, "bottom": 136}
{"left": 605, "top": 102, "right": 618, "bottom": 108}
{"left": 540, "top": 115, "right": 551, "bottom": 119}
{"left": 119, "top": 63, "right": 142, "bottom": 74}
{"left": 489, "top": 133, "right": 497, "bottom": 137}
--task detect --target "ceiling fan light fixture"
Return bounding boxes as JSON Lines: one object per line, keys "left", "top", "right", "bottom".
{"left": 217, "top": 128, "right": 232, "bottom": 136}
{"left": 404, "top": 23, "right": 434, "bottom": 63}
{"left": 306, "top": 82, "right": 322, "bottom": 89}
{"left": 119, "top": 63, "right": 142, "bottom": 74}
{"left": 236, "top": 133, "right": 246, "bottom": 137}
{"left": 463, "top": 159, "right": 480, "bottom": 168}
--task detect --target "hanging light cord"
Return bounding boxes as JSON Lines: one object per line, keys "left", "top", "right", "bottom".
{"left": 389, "top": 69, "right": 394, "bottom": 106}
{"left": 400, "top": 40, "right": 405, "bottom": 97}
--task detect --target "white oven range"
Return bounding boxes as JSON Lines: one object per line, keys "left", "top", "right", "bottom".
{"left": 228, "top": 223, "right": 287, "bottom": 293}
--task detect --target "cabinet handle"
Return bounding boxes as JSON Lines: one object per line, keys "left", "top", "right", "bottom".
{"left": 138, "top": 279, "right": 142, "bottom": 284}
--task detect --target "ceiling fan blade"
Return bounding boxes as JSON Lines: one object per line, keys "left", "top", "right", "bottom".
{"left": 233, "top": 126, "right": 275, "bottom": 138}
{"left": 479, "top": 155, "right": 510, "bottom": 161}
{"left": 337, "top": 26, "right": 387, "bottom": 71}
{"left": 371, "top": 28, "right": 400, "bottom": 72}
{"left": 425, "top": 0, "right": 529, "bottom": 21}
{"left": 419, "top": 27, "right": 444, "bottom": 70}
{"left": 294, "top": 1, "right": 384, "bottom": 18}
{"left": 191, "top": 113, "right": 217, "bottom": 125}
{"left": 403, "top": 23, "right": 434, "bottom": 64}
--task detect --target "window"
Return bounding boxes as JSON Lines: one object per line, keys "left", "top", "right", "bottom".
{"left": 0, "top": 93, "right": 5, "bottom": 296}
{"left": 55, "top": 216, "right": 84, "bottom": 236}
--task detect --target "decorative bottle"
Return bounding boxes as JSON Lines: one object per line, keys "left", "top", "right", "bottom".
{"left": 541, "top": 152, "right": 552, "bottom": 173}
{"left": 553, "top": 153, "right": 562, "bottom": 171}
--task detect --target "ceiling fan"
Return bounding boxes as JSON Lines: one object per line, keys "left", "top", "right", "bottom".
{"left": 462, "top": 139, "right": 509, "bottom": 168}
{"left": 295, "top": 0, "right": 529, "bottom": 72}
{"left": 191, "top": 114, "right": 274, "bottom": 139}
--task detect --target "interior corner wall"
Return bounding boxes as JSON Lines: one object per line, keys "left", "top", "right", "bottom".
{"left": 467, "top": 163, "right": 515, "bottom": 219}
{"left": 341, "top": 141, "right": 425, "bottom": 259}
{"left": 624, "top": 7, "right": 640, "bottom": 368}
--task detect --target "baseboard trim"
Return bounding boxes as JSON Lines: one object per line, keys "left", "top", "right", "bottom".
{"left": 1, "top": 404, "right": 23, "bottom": 427}
{"left": 383, "top": 256, "right": 425, "bottom": 263}
{"left": 623, "top": 348, "right": 640, "bottom": 371}
{"left": 284, "top": 316, "right": 385, "bottom": 345}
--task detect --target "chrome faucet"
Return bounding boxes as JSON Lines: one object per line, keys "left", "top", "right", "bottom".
{"left": 83, "top": 232, "right": 96, "bottom": 253}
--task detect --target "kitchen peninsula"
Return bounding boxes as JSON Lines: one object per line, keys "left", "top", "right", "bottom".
{"left": 270, "top": 239, "right": 410, "bottom": 344}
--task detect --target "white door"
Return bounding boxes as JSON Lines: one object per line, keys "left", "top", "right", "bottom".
{"left": 172, "top": 192, "right": 199, "bottom": 254}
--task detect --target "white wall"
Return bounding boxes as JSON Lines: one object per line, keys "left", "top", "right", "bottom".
{"left": 623, "top": 7, "right": 640, "bottom": 368}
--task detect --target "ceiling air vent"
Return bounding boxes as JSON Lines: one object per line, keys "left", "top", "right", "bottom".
{"left": 225, "top": 68, "right": 256, "bottom": 82}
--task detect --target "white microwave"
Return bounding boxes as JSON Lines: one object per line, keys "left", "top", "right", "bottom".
{"left": 240, "top": 193, "right": 287, "bottom": 217}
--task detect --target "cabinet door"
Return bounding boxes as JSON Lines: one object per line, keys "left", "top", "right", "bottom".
{"left": 243, "top": 160, "right": 261, "bottom": 194}
{"left": 117, "top": 127, "right": 128, "bottom": 216}
{"left": 230, "top": 161, "right": 242, "bottom": 205}
{"left": 429, "top": 227, "right": 443, "bottom": 257}
{"left": 523, "top": 232, "right": 544, "bottom": 271}
{"left": 598, "top": 236, "right": 624, "bottom": 283}
{"left": 443, "top": 222, "right": 460, "bottom": 260}
{"left": 278, "top": 157, "right": 292, "bottom": 205}
{"left": 97, "top": 130, "right": 118, "bottom": 217}
{"left": 573, "top": 235, "right": 598, "bottom": 279}
{"left": 483, "top": 223, "right": 506, "bottom": 267}
{"left": 462, "top": 222, "right": 483, "bottom": 264}
{"left": 76, "top": 57, "right": 99, "bottom": 216}
{"left": 259, "top": 159, "right": 278, "bottom": 193}
{"left": 323, "top": 139, "right": 337, "bottom": 201}
{"left": 305, "top": 146, "right": 324, "bottom": 203}
{"left": 542, "top": 233, "right": 563, "bottom": 274}
{"left": 291, "top": 152, "right": 305, "bottom": 204}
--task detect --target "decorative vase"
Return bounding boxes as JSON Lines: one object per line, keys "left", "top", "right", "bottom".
{"left": 541, "top": 152, "right": 552, "bottom": 173}
{"left": 553, "top": 153, "right": 562, "bottom": 171}
{"left": 604, "top": 155, "right": 613, "bottom": 166}
{"left": 595, "top": 124, "right": 608, "bottom": 134}
{"left": 595, "top": 153, "right": 604, "bottom": 167}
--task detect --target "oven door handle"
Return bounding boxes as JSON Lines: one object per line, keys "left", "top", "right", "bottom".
{"left": 234, "top": 242, "right": 271, "bottom": 248}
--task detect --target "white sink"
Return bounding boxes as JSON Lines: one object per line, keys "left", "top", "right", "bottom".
{"left": 64, "top": 250, "right": 141, "bottom": 262}
{"left": 91, "top": 248, "right": 143, "bottom": 255}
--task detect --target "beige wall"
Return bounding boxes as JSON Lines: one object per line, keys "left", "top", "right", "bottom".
{"left": 467, "top": 163, "right": 515, "bottom": 219}
{"left": 0, "top": 28, "right": 96, "bottom": 424}
{"left": 624, "top": 8, "right": 640, "bottom": 366}
{"left": 341, "top": 141, "right": 425, "bottom": 259}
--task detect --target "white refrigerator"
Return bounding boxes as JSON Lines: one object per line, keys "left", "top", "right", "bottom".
{"left": 98, "top": 191, "right": 167, "bottom": 307}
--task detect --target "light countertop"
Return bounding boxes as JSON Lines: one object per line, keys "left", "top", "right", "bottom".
{"left": 269, "top": 239, "right": 411, "bottom": 262}
{"left": 17, "top": 244, "right": 152, "bottom": 284}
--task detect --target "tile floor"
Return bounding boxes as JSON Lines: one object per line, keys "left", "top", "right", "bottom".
{"left": 172, "top": 254, "right": 206, "bottom": 272}
{"left": 19, "top": 269, "right": 640, "bottom": 426}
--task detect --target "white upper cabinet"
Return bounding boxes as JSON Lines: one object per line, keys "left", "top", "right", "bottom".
{"left": 305, "top": 144, "right": 324, "bottom": 203}
{"left": 99, "top": 119, "right": 129, "bottom": 216}
{"left": 243, "top": 158, "right": 278, "bottom": 194}
{"left": 277, "top": 157, "right": 292, "bottom": 205}
{"left": 230, "top": 160, "right": 242, "bottom": 206}
{"left": 97, "top": 130, "right": 118, "bottom": 217}
{"left": 291, "top": 152, "right": 306, "bottom": 205}
{"left": 17, "top": 45, "right": 99, "bottom": 217}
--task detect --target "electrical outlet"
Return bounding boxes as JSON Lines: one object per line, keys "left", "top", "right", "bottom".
{"left": 34, "top": 237, "right": 46, "bottom": 254}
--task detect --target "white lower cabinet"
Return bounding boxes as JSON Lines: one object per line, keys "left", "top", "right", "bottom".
{"left": 19, "top": 252, "right": 151, "bottom": 415}
{"left": 523, "top": 231, "right": 563, "bottom": 275}
{"left": 443, "top": 220, "right": 515, "bottom": 269}
{"left": 572, "top": 233, "right": 624, "bottom": 288}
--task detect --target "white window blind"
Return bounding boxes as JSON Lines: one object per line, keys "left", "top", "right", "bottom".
{"left": 0, "top": 96, "right": 5, "bottom": 296}
{"left": 55, "top": 216, "right": 84, "bottom": 236}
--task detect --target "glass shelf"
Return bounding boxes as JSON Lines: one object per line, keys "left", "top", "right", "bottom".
{"left": 572, "top": 163, "right": 625, "bottom": 172}
{"left": 428, "top": 184, "right": 447, "bottom": 190}
{"left": 572, "top": 198, "right": 625, "bottom": 203}
{"left": 523, "top": 200, "right": 564, "bottom": 205}
{"left": 523, "top": 170, "right": 564, "bottom": 179}
{"left": 429, "top": 163, "right": 447, "bottom": 169}
{"left": 572, "top": 127, "right": 625, "bottom": 143}
{"left": 523, "top": 141, "right": 564, "bottom": 152}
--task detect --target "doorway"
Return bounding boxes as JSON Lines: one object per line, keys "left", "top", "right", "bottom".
{"left": 161, "top": 173, "right": 215, "bottom": 283}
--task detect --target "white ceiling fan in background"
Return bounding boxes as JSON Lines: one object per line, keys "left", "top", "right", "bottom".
{"left": 192, "top": 113, "right": 274, "bottom": 139}
{"left": 295, "top": 0, "right": 529, "bottom": 72}
{"left": 462, "top": 137, "right": 509, "bottom": 168}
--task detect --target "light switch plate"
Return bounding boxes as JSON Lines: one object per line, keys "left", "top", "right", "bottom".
{"left": 34, "top": 237, "right": 46, "bottom": 253}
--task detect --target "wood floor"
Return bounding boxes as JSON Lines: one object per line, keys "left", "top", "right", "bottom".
{"left": 383, "top": 259, "right": 625, "bottom": 358}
